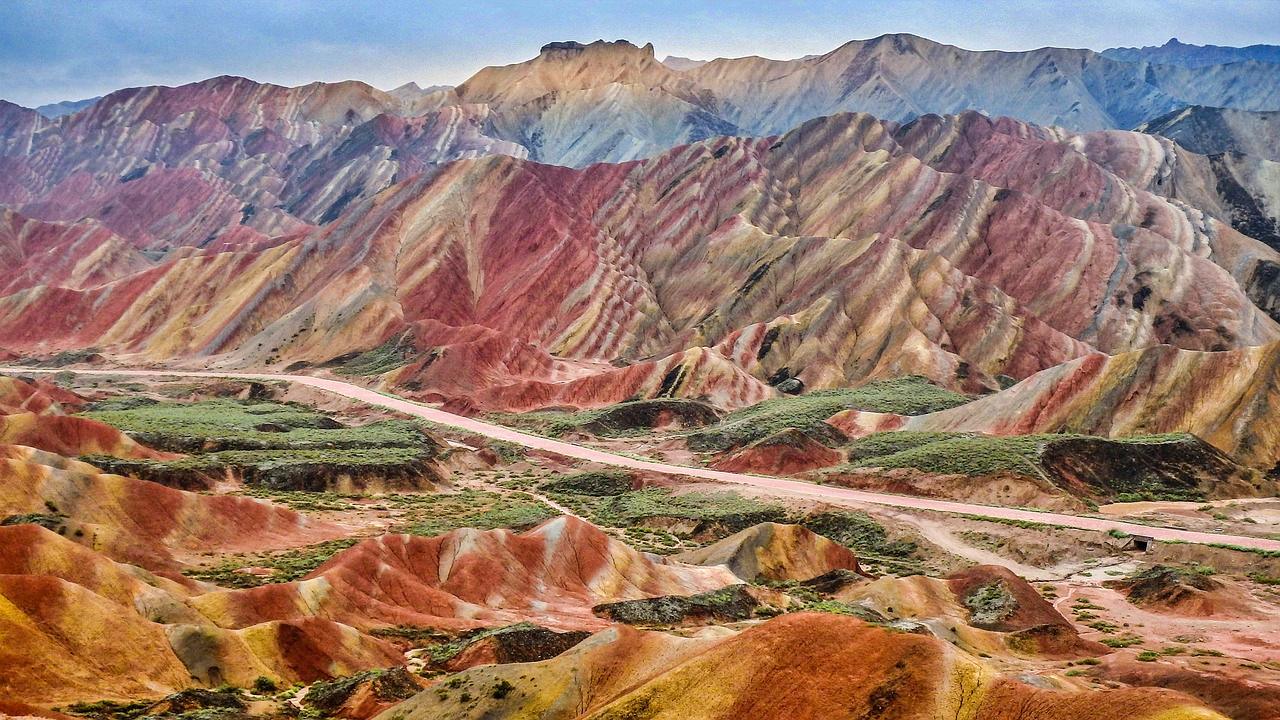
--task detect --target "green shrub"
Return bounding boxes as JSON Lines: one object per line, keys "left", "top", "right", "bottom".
{"left": 539, "top": 471, "right": 633, "bottom": 496}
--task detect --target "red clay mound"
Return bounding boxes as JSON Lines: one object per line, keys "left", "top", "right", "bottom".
{"left": 0, "top": 376, "right": 84, "bottom": 414}
{"left": 0, "top": 376, "right": 163, "bottom": 459}
{"left": 0, "top": 524, "right": 202, "bottom": 615}
{"left": 675, "top": 522, "right": 863, "bottom": 582}
{"left": 168, "top": 618, "right": 403, "bottom": 688}
{"left": 0, "top": 413, "right": 167, "bottom": 459}
{"left": 710, "top": 429, "right": 843, "bottom": 475}
{"left": 0, "top": 445, "right": 342, "bottom": 569}
{"left": 386, "top": 613, "right": 1225, "bottom": 719}
{"left": 947, "top": 564, "right": 1072, "bottom": 632}
{"left": 191, "top": 515, "right": 739, "bottom": 632}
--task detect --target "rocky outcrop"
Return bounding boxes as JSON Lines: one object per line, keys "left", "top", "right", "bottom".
{"left": 710, "top": 429, "right": 844, "bottom": 475}
{"left": 1104, "top": 566, "right": 1255, "bottom": 617}
{"left": 592, "top": 584, "right": 769, "bottom": 625}
{"left": 675, "top": 522, "right": 863, "bottom": 582}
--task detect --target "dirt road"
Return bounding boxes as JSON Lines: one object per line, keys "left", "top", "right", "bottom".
{"left": 10, "top": 366, "right": 1280, "bottom": 553}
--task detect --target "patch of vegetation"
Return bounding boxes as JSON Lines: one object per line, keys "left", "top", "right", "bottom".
{"left": 64, "top": 689, "right": 245, "bottom": 720}
{"left": 1100, "top": 634, "right": 1145, "bottom": 648}
{"left": 1136, "top": 650, "right": 1161, "bottom": 662}
{"left": 81, "top": 398, "right": 429, "bottom": 453}
{"left": 183, "top": 538, "right": 358, "bottom": 588}
{"left": 329, "top": 333, "right": 416, "bottom": 376}
{"left": 801, "top": 599, "right": 886, "bottom": 622}
{"left": 488, "top": 440, "right": 527, "bottom": 463}
{"left": 538, "top": 470, "right": 633, "bottom": 496}
{"left": 686, "top": 377, "right": 971, "bottom": 451}
{"left": 389, "top": 489, "right": 558, "bottom": 537}
{"left": 305, "top": 667, "right": 421, "bottom": 712}
{"left": 488, "top": 398, "right": 720, "bottom": 439}
{"left": 80, "top": 397, "right": 448, "bottom": 492}
{"left": 418, "top": 622, "right": 540, "bottom": 665}
{"left": 547, "top": 487, "right": 788, "bottom": 537}
{"left": 842, "top": 433, "right": 1053, "bottom": 478}
{"left": 594, "top": 584, "right": 761, "bottom": 625}
{"left": 831, "top": 431, "right": 1203, "bottom": 501}
{"left": 86, "top": 446, "right": 436, "bottom": 491}
{"left": 25, "top": 347, "right": 102, "bottom": 368}
{"left": 963, "top": 581, "right": 1018, "bottom": 627}
{"left": 1207, "top": 543, "right": 1280, "bottom": 559}
{"left": 801, "top": 511, "right": 918, "bottom": 560}
{"left": 1, "top": 512, "right": 65, "bottom": 530}
{"left": 492, "top": 679, "right": 515, "bottom": 699}
{"left": 63, "top": 700, "right": 153, "bottom": 720}
{"left": 238, "top": 487, "right": 362, "bottom": 512}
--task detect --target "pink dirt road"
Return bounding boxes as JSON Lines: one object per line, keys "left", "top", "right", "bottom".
{"left": 9, "top": 367, "right": 1280, "bottom": 553}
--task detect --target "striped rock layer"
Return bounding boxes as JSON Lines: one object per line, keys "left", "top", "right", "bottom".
{"left": 189, "top": 516, "right": 740, "bottom": 633}
{"left": 383, "top": 613, "right": 1226, "bottom": 720}
{"left": 4, "top": 112, "right": 1280, "bottom": 415}
{"left": 888, "top": 342, "right": 1280, "bottom": 467}
{"left": 0, "top": 524, "right": 401, "bottom": 705}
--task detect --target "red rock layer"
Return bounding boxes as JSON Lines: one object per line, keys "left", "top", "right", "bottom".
{"left": 189, "top": 515, "right": 739, "bottom": 632}
{"left": 0, "top": 376, "right": 164, "bottom": 459}
{"left": 0, "top": 445, "right": 341, "bottom": 569}
{"left": 9, "top": 111, "right": 1278, "bottom": 413}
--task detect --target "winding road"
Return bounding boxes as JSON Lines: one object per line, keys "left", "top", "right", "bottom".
{"left": 8, "top": 366, "right": 1280, "bottom": 553}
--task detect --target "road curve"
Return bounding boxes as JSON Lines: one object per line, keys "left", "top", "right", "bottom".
{"left": 8, "top": 366, "right": 1280, "bottom": 553}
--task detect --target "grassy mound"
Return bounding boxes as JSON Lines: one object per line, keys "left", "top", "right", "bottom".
{"left": 835, "top": 431, "right": 1224, "bottom": 501}
{"left": 81, "top": 398, "right": 443, "bottom": 491}
{"left": 489, "top": 398, "right": 721, "bottom": 438}
{"left": 81, "top": 398, "right": 426, "bottom": 452}
{"left": 686, "top": 377, "right": 970, "bottom": 451}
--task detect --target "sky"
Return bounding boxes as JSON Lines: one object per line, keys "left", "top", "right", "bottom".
{"left": 2, "top": 0, "right": 1278, "bottom": 107}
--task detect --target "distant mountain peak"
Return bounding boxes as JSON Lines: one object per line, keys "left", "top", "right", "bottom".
{"left": 34, "top": 96, "right": 101, "bottom": 119}
{"left": 662, "top": 55, "right": 708, "bottom": 71}
{"left": 539, "top": 39, "right": 655, "bottom": 58}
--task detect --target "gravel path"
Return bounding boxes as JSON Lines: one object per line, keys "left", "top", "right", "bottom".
{"left": 11, "top": 367, "right": 1279, "bottom": 553}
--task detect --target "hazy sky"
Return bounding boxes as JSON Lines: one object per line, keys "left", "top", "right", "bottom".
{"left": 2, "top": 0, "right": 1277, "bottom": 107}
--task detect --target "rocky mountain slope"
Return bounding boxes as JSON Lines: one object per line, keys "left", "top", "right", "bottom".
{"left": 1103, "top": 37, "right": 1280, "bottom": 68}
{"left": 5, "top": 110, "right": 1280, "bottom": 413}
{"left": 1138, "top": 105, "right": 1280, "bottom": 161}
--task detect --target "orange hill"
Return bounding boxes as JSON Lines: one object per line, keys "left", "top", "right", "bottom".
{"left": 382, "top": 613, "right": 1226, "bottom": 720}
